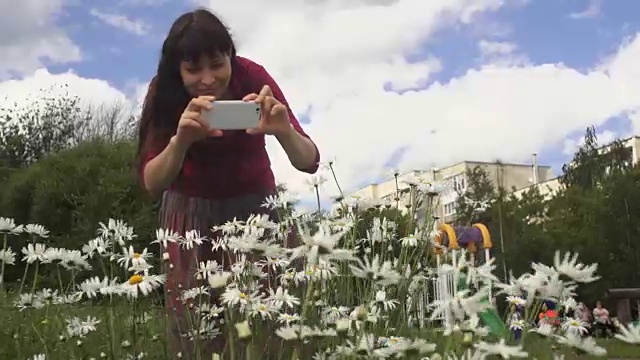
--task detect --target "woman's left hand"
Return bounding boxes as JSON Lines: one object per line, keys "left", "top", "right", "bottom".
{"left": 243, "top": 85, "right": 293, "bottom": 137}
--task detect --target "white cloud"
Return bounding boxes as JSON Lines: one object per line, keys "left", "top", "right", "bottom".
{"left": 477, "top": 40, "right": 529, "bottom": 66}
{"left": 0, "top": 69, "right": 126, "bottom": 107}
{"left": 0, "top": 0, "right": 81, "bottom": 77}
{"left": 568, "top": 0, "right": 601, "bottom": 20}
{"left": 478, "top": 40, "right": 517, "bottom": 56}
{"left": 117, "top": 0, "right": 170, "bottom": 6}
{"left": 90, "top": 9, "right": 151, "bottom": 36}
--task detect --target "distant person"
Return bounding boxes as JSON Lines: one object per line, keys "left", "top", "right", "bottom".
{"left": 137, "top": 8, "right": 320, "bottom": 359}
{"left": 538, "top": 300, "right": 560, "bottom": 327}
{"left": 593, "top": 301, "right": 610, "bottom": 324}
{"left": 592, "top": 301, "right": 613, "bottom": 337}
{"left": 574, "top": 302, "right": 592, "bottom": 336}
{"left": 575, "top": 302, "right": 592, "bottom": 323}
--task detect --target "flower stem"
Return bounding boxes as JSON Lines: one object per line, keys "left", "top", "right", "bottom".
{"left": 328, "top": 162, "right": 344, "bottom": 198}
{"left": 30, "top": 261, "right": 40, "bottom": 296}
{"left": 314, "top": 185, "right": 322, "bottom": 219}
{"left": 291, "top": 276, "right": 316, "bottom": 360}
{"left": 224, "top": 310, "right": 236, "bottom": 360}
{"left": 0, "top": 233, "right": 7, "bottom": 294}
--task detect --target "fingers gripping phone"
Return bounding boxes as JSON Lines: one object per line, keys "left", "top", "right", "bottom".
{"left": 201, "top": 100, "right": 261, "bottom": 130}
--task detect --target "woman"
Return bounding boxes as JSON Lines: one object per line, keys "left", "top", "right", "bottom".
{"left": 137, "top": 8, "right": 320, "bottom": 358}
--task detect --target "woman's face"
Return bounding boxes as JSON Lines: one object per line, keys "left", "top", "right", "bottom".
{"left": 180, "top": 54, "right": 231, "bottom": 98}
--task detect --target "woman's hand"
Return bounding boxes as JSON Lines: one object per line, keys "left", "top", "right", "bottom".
{"left": 243, "top": 85, "right": 293, "bottom": 137}
{"left": 174, "top": 96, "right": 223, "bottom": 148}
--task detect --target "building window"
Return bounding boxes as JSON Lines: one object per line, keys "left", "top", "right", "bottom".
{"left": 443, "top": 201, "right": 456, "bottom": 216}
{"left": 451, "top": 174, "right": 466, "bottom": 193}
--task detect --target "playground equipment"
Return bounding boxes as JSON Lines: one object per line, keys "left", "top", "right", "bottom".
{"left": 433, "top": 223, "right": 493, "bottom": 264}
{"left": 418, "top": 223, "right": 504, "bottom": 334}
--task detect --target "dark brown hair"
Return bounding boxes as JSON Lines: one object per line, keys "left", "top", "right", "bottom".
{"left": 137, "top": 8, "right": 236, "bottom": 164}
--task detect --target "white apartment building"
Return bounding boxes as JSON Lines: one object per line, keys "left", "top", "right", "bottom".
{"left": 349, "top": 157, "right": 554, "bottom": 223}
{"left": 512, "top": 135, "right": 640, "bottom": 200}
{"left": 349, "top": 135, "right": 640, "bottom": 222}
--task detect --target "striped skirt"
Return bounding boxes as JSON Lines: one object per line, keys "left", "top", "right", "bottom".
{"left": 159, "top": 190, "right": 276, "bottom": 359}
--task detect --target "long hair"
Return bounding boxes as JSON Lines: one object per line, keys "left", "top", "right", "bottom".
{"left": 137, "top": 8, "right": 236, "bottom": 165}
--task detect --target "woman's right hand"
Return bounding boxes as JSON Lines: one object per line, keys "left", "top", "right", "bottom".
{"left": 174, "top": 96, "right": 223, "bottom": 148}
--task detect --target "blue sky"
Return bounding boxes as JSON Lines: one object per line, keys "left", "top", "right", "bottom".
{"left": 3, "top": 0, "right": 640, "bottom": 203}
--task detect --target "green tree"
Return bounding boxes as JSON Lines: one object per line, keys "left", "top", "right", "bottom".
{"left": 454, "top": 165, "right": 495, "bottom": 225}
{"left": 0, "top": 86, "right": 135, "bottom": 170}
{"left": 559, "top": 126, "right": 632, "bottom": 190}
{"left": 546, "top": 127, "right": 639, "bottom": 304}
{"left": 497, "top": 187, "right": 549, "bottom": 278}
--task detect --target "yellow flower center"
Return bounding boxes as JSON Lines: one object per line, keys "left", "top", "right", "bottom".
{"left": 239, "top": 292, "right": 247, "bottom": 299}
{"left": 133, "top": 253, "right": 142, "bottom": 259}
{"left": 258, "top": 304, "right": 267, "bottom": 311}
{"left": 129, "top": 274, "right": 143, "bottom": 285}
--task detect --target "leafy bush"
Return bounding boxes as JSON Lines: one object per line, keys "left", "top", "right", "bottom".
{"left": 0, "top": 140, "right": 157, "bottom": 285}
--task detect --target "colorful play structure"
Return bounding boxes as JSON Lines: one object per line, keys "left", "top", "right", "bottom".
{"left": 418, "top": 223, "right": 506, "bottom": 335}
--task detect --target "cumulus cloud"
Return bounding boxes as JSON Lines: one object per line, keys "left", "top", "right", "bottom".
{"left": 89, "top": 9, "right": 152, "bottom": 36}
{"left": 0, "top": 0, "right": 81, "bottom": 77}
{"left": 568, "top": 0, "right": 601, "bottom": 20}
{"left": 0, "top": 69, "right": 128, "bottom": 110}
{"left": 477, "top": 40, "right": 529, "bottom": 66}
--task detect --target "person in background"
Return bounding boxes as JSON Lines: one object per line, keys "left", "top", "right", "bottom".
{"left": 574, "top": 302, "right": 592, "bottom": 336}
{"left": 593, "top": 301, "right": 610, "bottom": 324}
{"left": 538, "top": 300, "right": 560, "bottom": 327}
{"left": 592, "top": 301, "right": 613, "bottom": 337}
{"left": 575, "top": 302, "right": 591, "bottom": 322}
{"left": 137, "top": 8, "right": 320, "bottom": 359}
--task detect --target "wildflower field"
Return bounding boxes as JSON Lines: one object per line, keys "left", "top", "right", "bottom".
{"left": 1, "top": 171, "right": 639, "bottom": 360}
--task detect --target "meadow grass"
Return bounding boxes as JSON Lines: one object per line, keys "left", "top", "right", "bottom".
{"left": 0, "top": 292, "right": 168, "bottom": 360}
{"left": 1, "top": 294, "right": 637, "bottom": 360}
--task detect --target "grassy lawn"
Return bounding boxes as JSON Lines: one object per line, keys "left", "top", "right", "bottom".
{"left": 0, "top": 298, "right": 168, "bottom": 360}
{"left": 2, "top": 297, "right": 637, "bottom": 360}
{"left": 519, "top": 336, "right": 638, "bottom": 359}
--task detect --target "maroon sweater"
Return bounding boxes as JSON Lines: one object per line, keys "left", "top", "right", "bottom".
{"left": 140, "top": 57, "right": 320, "bottom": 199}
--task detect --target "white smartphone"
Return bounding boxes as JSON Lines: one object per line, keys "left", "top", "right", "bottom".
{"left": 201, "top": 100, "right": 261, "bottom": 130}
